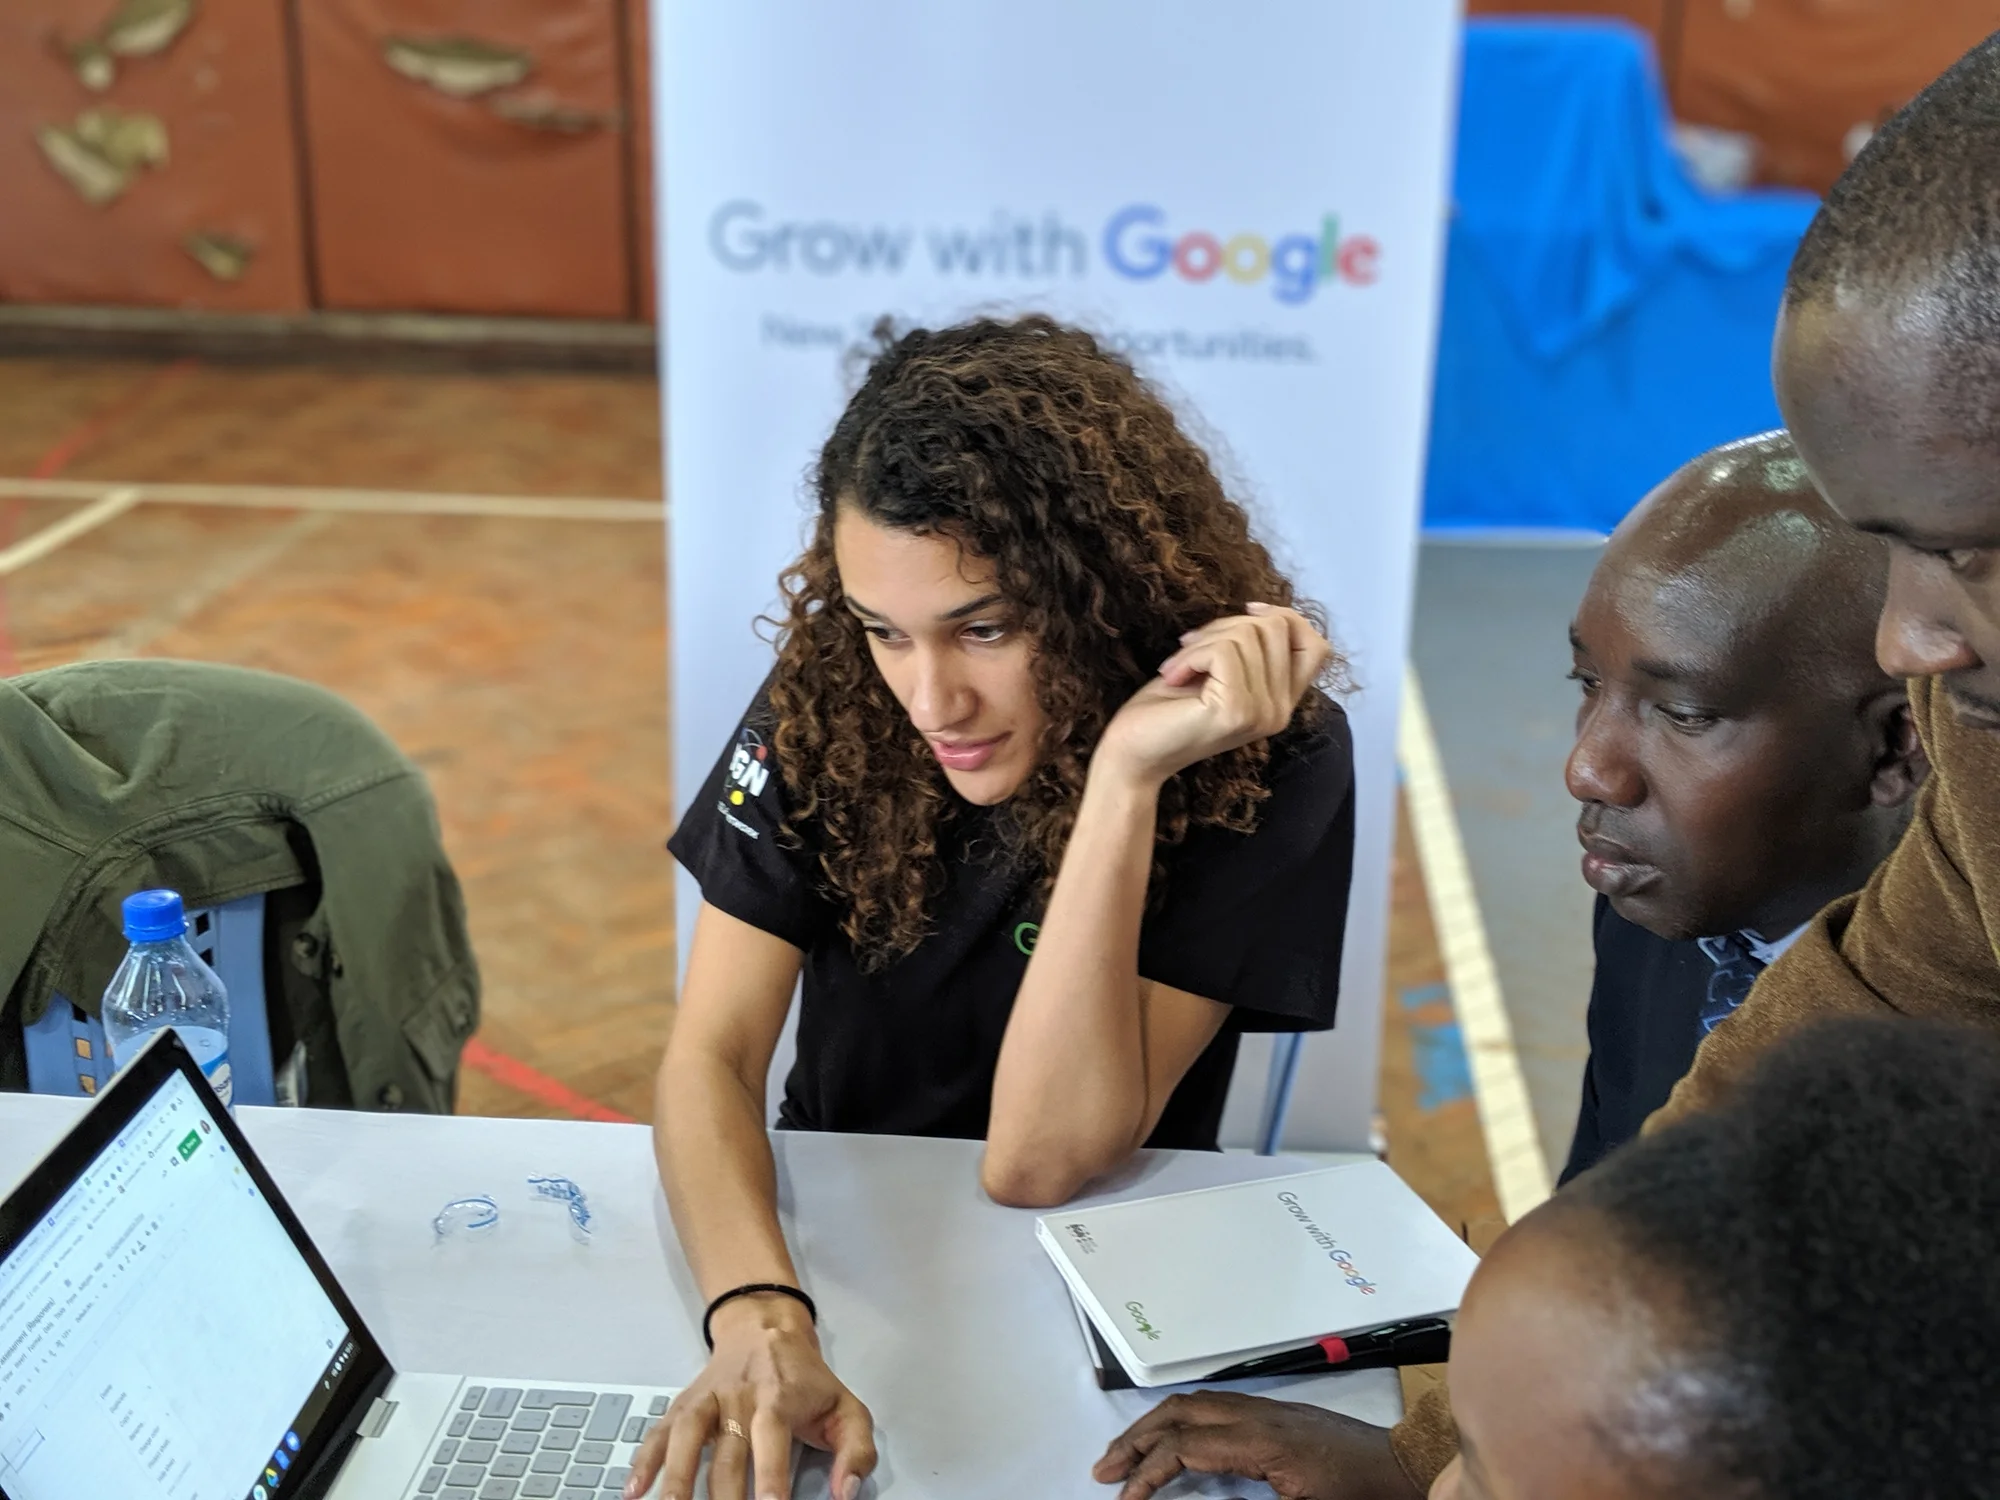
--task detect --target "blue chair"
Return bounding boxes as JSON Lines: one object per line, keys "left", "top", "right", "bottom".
{"left": 22, "top": 892, "right": 281, "bottom": 1105}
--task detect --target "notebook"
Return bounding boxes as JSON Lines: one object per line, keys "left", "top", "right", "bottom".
{"left": 1037, "top": 1162, "right": 1480, "bottom": 1388}
{"left": 1068, "top": 1289, "right": 1137, "bottom": 1390}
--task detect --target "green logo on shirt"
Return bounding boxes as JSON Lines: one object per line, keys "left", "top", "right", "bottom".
{"left": 1013, "top": 921, "right": 1039, "bottom": 956}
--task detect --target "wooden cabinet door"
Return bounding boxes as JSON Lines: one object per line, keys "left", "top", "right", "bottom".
{"left": 625, "top": 0, "right": 654, "bottom": 324}
{"left": 1463, "top": 1, "right": 1670, "bottom": 38}
{"left": 1674, "top": 0, "right": 2000, "bottom": 192}
{"left": 296, "top": 0, "right": 636, "bottom": 319}
{"left": 0, "top": 0, "right": 310, "bottom": 310}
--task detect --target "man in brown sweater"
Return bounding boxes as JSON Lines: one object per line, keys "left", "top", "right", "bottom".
{"left": 1094, "top": 28, "right": 2000, "bottom": 1498}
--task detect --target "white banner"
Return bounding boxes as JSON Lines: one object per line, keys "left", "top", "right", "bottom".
{"left": 659, "top": 1, "right": 1462, "bottom": 1150}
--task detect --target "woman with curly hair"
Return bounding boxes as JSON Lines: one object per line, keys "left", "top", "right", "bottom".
{"left": 633, "top": 314, "right": 1354, "bottom": 1500}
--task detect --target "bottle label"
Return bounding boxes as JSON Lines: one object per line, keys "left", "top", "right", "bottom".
{"left": 202, "top": 1052, "right": 234, "bottom": 1110}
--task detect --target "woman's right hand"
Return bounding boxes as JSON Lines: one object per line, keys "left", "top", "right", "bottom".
{"left": 1095, "top": 604, "right": 1333, "bottom": 792}
{"left": 625, "top": 1294, "right": 876, "bottom": 1500}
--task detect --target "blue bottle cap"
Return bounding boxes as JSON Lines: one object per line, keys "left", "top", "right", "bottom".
{"left": 122, "top": 889, "right": 187, "bottom": 942}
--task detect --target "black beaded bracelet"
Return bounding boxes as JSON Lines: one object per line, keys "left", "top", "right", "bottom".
{"left": 702, "top": 1282, "right": 818, "bottom": 1350}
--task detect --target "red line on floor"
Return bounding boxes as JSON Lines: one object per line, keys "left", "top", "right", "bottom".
{"left": 461, "top": 1037, "right": 636, "bottom": 1124}
{"left": 29, "top": 357, "right": 199, "bottom": 479}
{"left": 1, "top": 358, "right": 201, "bottom": 673}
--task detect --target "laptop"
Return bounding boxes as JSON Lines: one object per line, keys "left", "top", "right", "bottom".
{"left": 0, "top": 1029, "right": 678, "bottom": 1500}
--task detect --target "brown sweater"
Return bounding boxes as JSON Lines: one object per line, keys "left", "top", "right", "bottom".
{"left": 1390, "top": 674, "right": 1991, "bottom": 1488}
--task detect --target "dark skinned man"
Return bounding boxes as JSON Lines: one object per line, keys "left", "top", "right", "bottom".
{"left": 1561, "top": 428, "right": 1920, "bottom": 1181}
{"left": 1092, "top": 431, "right": 1924, "bottom": 1499}
{"left": 1096, "top": 29, "right": 2000, "bottom": 1498}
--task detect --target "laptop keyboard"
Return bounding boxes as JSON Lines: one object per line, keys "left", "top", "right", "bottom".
{"left": 408, "top": 1385, "right": 672, "bottom": 1500}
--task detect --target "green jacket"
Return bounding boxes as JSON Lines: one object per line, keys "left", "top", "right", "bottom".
{"left": 0, "top": 660, "right": 478, "bottom": 1112}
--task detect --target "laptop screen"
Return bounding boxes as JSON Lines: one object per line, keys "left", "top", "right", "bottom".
{"left": 0, "top": 1063, "right": 367, "bottom": 1500}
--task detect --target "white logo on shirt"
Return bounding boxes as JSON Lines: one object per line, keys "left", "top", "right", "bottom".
{"left": 727, "top": 727, "right": 772, "bottom": 807}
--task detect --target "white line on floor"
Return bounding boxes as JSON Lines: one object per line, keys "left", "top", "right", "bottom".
{"left": 1399, "top": 666, "right": 1554, "bottom": 1223}
{"left": 0, "top": 486, "right": 142, "bottom": 576}
{"left": 0, "top": 477, "right": 662, "bottom": 524}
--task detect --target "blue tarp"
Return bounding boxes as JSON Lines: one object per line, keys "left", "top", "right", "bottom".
{"left": 1422, "top": 20, "right": 1822, "bottom": 534}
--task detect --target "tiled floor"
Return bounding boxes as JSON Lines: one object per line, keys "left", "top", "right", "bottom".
{"left": 2, "top": 357, "right": 670, "bottom": 1121}
{"left": 1411, "top": 542, "right": 1602, "bottom": 1171}
{"left": 0, "top": 358, "right": 663, "bottom": 495}
{"left": 1378, "top": 801, "right": 1502, "bottom": 1235}
{"left": 0, "top": 355, "right": 1495, "bottom": 1229}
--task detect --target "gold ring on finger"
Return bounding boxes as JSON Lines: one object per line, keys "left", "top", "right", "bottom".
{"left": 721, "top": 1417, "right": 748, "bottom": 1441}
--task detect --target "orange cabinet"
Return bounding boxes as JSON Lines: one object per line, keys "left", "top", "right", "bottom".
{"left": 1469, "top": 0, "right": 2000, "bottom": 195}
{"left": 624, "top": 0, "right": 655, "bottom": 324}
{"left": 1465, "top": 0, "right": 1670, "bottom": 33}
{"left": 1674, "top": 0, "right": 2000, "bottom": 192}
{"left": 294, "top": 0, "right": 638, "bottom": 319}
{"left": 0, "top": 0, "right": 311, "bottom": 310}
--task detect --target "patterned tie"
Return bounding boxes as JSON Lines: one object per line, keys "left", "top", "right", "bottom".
{"left": 1698, "top": 931, "right": 1766, "bottom": 1036}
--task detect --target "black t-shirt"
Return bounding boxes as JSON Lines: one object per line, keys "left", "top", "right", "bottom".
{"left": 668, "top": 685, "right": 1355, "bottom": 1150}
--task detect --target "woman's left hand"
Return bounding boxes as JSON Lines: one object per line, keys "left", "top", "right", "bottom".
{"left": 1095, "top": 604, "right": 1333, "bottom": 790}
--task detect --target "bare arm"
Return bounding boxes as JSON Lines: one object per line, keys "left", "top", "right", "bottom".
{"left": 635, "top": 902, "right": 875, "bottom": 1500}
{"left": 982, "top": 605, "right": 1331, "bottom": 1207}
{"left": 655, "top": 901, "right": 802, "bottom": 1299}
{"left": 981, "top": 756, "right": 1228, "bottom": 1206}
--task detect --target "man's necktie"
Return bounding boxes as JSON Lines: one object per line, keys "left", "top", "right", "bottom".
{"left": 1699, "top": 931, "right": 1766, "bottom": 1036}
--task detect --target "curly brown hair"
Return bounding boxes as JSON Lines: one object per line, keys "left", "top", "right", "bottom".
{"left": 768, "top": 314, "right": 1339, "bottom": 967}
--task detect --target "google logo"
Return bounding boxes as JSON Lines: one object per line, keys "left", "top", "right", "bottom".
{"left": 1103, "top": 205, "right": 1380, "bottom": 305}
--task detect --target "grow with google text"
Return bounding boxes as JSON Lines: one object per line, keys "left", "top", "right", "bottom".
{"left": 705, "top": 201, "right": 1381, "bottom": 303}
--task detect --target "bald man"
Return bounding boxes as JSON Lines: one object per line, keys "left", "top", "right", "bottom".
{"left": 1561, "top": 430, "right": 1923, "bottom": 1180}
{"left": 1091, "top": 432, "right": 1927, "bottom": 1500}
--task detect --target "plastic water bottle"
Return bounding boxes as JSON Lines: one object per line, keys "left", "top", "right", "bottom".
{"left": 102, "top": 889, "right": 233, "bottom": 1109}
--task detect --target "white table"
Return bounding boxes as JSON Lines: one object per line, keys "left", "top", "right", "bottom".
{"left": 0, "top": 1097, "right": 1400, "bottom": 1499}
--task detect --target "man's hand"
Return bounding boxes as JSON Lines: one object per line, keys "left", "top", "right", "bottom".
{"left": 1093, "top": 1392, "right": 1423, "bottom": 1500}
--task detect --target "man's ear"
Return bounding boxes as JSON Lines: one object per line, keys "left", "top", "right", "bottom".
{"left": 1864, "top": 691, "right": 1928, "bottom": 809}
